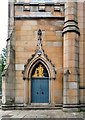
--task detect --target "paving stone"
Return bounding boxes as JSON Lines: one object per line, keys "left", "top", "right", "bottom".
{"left": 0, "top": 110, "right": 84, "bottom": 119}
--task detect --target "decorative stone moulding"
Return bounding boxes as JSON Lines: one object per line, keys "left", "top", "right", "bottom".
{"left": 15, "top": 2, "right": 65, "bottom": 12}
{"left": 23, "top": 4, "right": 30, "bottom": 11}
{"left": 22, "top": 29, "right": 56, "bottom": 80}
{"left": 62, "top": 20, "right": 80, "bottom": 36}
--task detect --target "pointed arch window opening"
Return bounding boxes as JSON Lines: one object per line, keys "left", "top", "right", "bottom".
{"left": 31, "top": 62, "right": 49, "bottom": 78}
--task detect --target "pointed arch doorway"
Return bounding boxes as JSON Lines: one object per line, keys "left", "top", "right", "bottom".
{"left": 31, "top": 62, "right": 49, "bottom": 103}
{"left": 22, "top": 29, "right": 56, "bottom": 105}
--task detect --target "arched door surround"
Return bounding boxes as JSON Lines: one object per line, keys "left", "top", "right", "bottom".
{"left": 22, "top": 29, "right": 56, "bottom": 104}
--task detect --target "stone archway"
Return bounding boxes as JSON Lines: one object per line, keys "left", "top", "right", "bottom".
{"left": 22, "top": 29, "right": 56, "bottom": 105}
{"left": 22, "top": 55, "right": 56, "bottom": 105}
{"left": 22, "top": 53, "right": 56, "bottom": 105}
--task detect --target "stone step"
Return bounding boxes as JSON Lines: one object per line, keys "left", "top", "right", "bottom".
{"left": 2, "top": 105, "right": 62, "bottom": 110}
{"left": 21, "top": 106, "right": 62, "bottom": 110}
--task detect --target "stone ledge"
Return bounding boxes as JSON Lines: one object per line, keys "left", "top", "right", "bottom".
{"left": 14, "top": 16, "right": 64, "bottom": 20}
{"left": 14, "top": 2, "right": 65, "bottom": 6}
{"left": 62, "top": 26, "right": 80, "bottom": 36}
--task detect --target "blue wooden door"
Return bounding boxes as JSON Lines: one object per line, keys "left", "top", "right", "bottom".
{"left": 31, "top": 78, "right": 49, "bottom": 103}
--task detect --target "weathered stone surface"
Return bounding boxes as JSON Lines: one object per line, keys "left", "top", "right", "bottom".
{"left": 2, "top": 1, "right": 85, "bottom": 111}
{"left": 15, "top": 96, "right": 24, "bottom": 103}
{"left": 15, "top": 64, "right": 24, "bottom": 70}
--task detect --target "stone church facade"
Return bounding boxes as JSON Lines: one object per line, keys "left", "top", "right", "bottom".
{"left": 2, "top": 0, "right": 85, "bottom": 111}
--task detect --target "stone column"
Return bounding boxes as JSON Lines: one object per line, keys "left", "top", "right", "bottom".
{"left": 63, "top": 0, "right": 80, "bottom": 111}
{"left": 24, "top": 79, "right": 29, "bottom": 106}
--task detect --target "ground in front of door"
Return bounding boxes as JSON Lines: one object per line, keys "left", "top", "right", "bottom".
{"left": 0, "top": 109, "right": 85, "bottom": 120}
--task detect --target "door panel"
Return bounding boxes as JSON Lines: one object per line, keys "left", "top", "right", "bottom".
{"left": 31, "top": 78, "right": 49, "bottom": 103}
{"left": 31, "top": 79, "right": 41, "bottom": 103}
{"left": 40, "top": 79, "right": 49, "bottom": 103}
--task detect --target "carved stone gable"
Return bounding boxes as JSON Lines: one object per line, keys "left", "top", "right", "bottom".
{"left": 22, "top": 29, "right": 56, "bottom": 80}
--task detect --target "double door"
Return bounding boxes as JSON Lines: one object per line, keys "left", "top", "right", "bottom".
{"left": 31, "top": 78, "right": 49, "bottom": 103}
